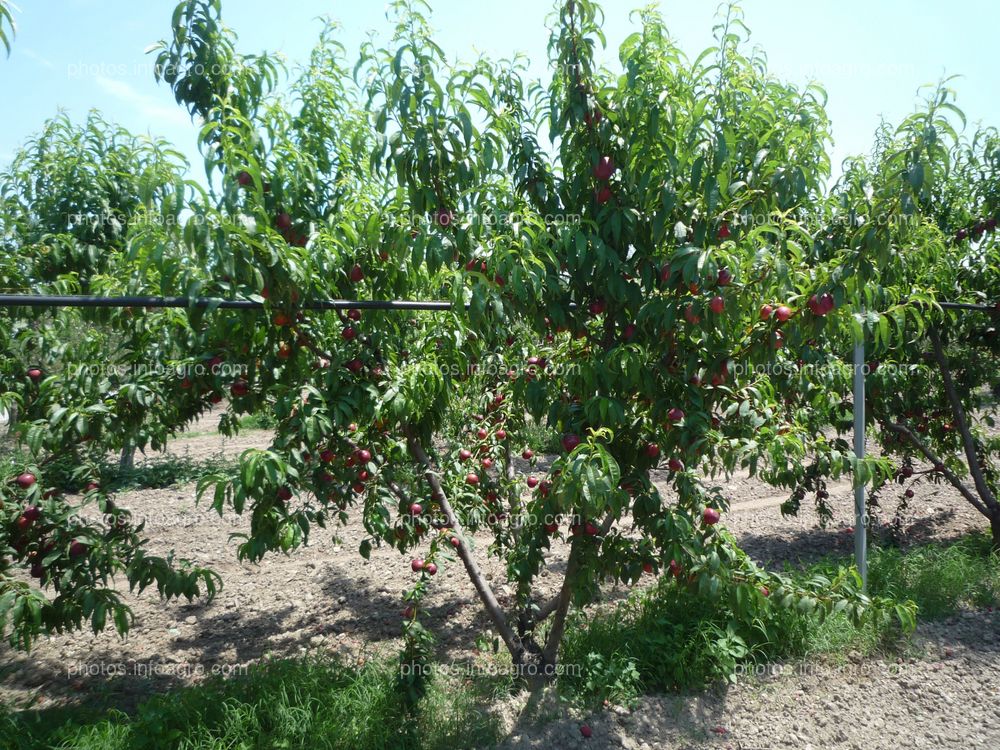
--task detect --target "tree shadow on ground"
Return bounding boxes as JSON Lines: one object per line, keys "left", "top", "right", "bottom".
{"left": 1, "top": 641, "right": 204, "bottom": 714}
{"left": 735, "top": 506, "right": 986, "bottom": 570}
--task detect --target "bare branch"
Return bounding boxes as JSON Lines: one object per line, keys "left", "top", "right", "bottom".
{"left": 882, "top": 419, "right": 990, "bottom": 516}
{"left": 539, "top": 514, "right": 616, "bottom": 665}
{"left": 929, "top": 326, "right": 1000, "bottom": 510}
{"left": 540, "top": 539, "right": 581, "bottom": 666}
{"left": 405, "top": 427, "right": 524, "bottom": 662}
{"left": 533, "top": 595, "right": 560, "bottom": 623}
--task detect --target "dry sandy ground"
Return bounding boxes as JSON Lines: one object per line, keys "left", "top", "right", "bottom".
{"left": 1, "top": 409, "right": 997, "bottom": 748}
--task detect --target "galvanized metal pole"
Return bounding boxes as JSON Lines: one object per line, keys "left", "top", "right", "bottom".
{"left": 853, "top": 335, "right": 868, "bottom": 590}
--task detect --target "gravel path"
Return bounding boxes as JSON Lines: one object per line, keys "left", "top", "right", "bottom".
{"left": 2, "top": 411, "right": 997, "bottom": 749}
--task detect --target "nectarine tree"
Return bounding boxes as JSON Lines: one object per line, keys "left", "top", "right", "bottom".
{"left": 181, "top": 0, "right": 904, "bottom": 679}
{"left": 0, "top": 115, "right": 227, "bottom": 648}
{"left": 1, "top": 0, "right": 916, "bottom": 680}
{"left": 786, "top": 85, "right": 1000, "bottom": 546}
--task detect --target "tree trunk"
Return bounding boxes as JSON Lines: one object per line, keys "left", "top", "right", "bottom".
{"left": 119, "top": 443, "right": 135, "bottom": 473}
{"left": 2, "top": 404, "right": 16, "bottom": 436}
{"left": 540, "top": 540, "right": 583, "bottom": 669}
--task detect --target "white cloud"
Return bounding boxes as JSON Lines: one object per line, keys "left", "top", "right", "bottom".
{"left": 21, "top": 48, "right": 55, "bottom": 70}
{"left": 94, "top": 75, "right": 189, "bottom": 128}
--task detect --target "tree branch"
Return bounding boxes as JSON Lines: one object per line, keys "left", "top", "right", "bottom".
{"left": 504, "top": 441, "right": 529, "bottom": 544}
{"left": 881, "top": 419, "right": 990, "bottom": 516}
{"left": 928, "top": 326, "right": 999, "bottom": 510}
{"left": 540, "top": 539, "right": 582, "bottom": 666}
{"left": 404, "top": 427, "right": 524, "bottom": 663}
{"left": 504, "top": 440, "right": 515, "bottom": 484}
{"left": 539, "top": 514, "right": 615, "bottom": 665}
{"left": 533, "top": 595, "right": 560, "bottom": 623}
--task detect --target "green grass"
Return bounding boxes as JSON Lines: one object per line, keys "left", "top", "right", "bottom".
{"left": 100, "top": 454, "right": 236, "bottom": 491}
{"left": 559, "top": 574, "right": 822, "bottom": 704}
{"left": 0, "top": 656, "right": 500, "bottom": 750}
{"left": 558, "top": 533, "right": 1000, "bottom": 705}
{"left": 866, "top": 533, "right": 1000, "bottom": 618}
{"left": 518, "top": 420, "right": 561, "bottom": 455}
{"left": 238, "top": 412, "right": 279, "bottom": 431}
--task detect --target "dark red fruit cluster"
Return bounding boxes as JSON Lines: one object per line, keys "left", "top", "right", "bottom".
{"left": 953, "top": 215, "right": 998, "bottom": 243}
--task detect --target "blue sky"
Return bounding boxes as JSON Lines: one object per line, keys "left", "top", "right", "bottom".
{"left": 1, "top": 0, "right": 997, "bottom": 183}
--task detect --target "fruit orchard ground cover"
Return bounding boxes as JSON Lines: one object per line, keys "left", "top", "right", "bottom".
{"left": 492, "top": 605, "right": 999, "bottom": 750}
{"left": 0, "top": 414, "right": 991, "bottom": 713}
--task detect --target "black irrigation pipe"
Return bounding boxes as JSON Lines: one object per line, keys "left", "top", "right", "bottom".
{"left": 0, "top": 294, "right": 464, "bottom": 312}
{"left": 0, "top": 294, "right": 993, "bottom": 314}
{"left": 938, "top": 301, "right": 1000, "bottom": 313}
